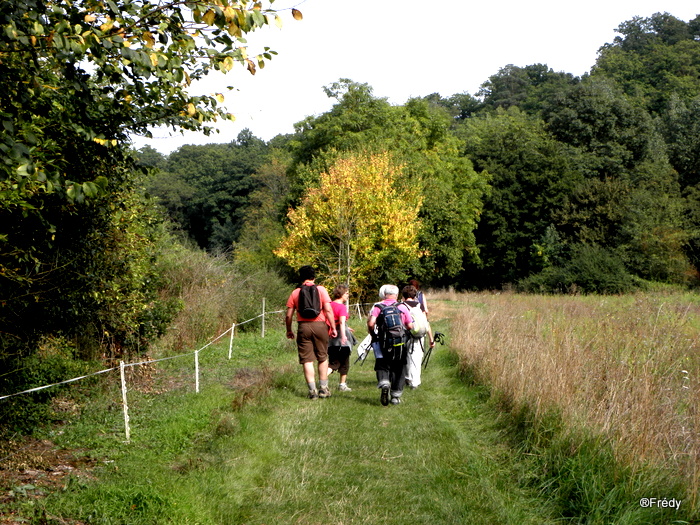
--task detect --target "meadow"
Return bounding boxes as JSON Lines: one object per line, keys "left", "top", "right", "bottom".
{"left": 443, "top": 289, "right": 700, "bottom": 515}
{"left": 1, "top": 291, "right": 698, "bottom": 524}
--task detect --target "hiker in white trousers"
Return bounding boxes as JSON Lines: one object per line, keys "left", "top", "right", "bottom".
{"left": 401, "top": 284, "right": 434, "bottom": 389}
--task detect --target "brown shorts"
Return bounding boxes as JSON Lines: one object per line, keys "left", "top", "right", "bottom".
{"left": 296, "top": 321, "right": 329, "bottom": 364}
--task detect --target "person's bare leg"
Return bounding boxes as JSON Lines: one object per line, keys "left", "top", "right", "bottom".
{"left": 318, "top": 359, "right": 329, "bottom": 381}
{"left": 303, "top": 362, "right": 316, "bottom": 384}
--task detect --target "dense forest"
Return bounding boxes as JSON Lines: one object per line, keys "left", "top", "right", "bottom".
{"left": 2, "top": 5, "right": 700, "bottom": 427}
{"left": 142, "top": 12, "right": 700, "bottom": 292}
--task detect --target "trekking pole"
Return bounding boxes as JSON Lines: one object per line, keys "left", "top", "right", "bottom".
{"left": 422, "top": 332, "right": 446, "bottom": 370}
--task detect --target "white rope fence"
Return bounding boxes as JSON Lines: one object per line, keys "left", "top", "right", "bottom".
{"left": 0, "top": 301, "right": 375, "bottom": 442}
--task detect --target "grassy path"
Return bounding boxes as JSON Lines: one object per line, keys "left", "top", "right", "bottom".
{"left": 23, "top": 315, "right": 559, "bottom": 524}
{"left": 161, "top": 321, "right": 559, "bottom": 524}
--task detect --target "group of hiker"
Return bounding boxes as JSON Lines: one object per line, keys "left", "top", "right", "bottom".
{"left": 284, "top": 265, "right": 435, "bottom": 406}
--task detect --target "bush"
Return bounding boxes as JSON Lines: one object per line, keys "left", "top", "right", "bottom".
{"left": 519, "top": 244, "right": 643, "bottom": 294}
{"left": 154, "top": 242, "right": 290, "bottom": 352}
{"left": 0, "top": 337, "right": 100, "bottom": 435}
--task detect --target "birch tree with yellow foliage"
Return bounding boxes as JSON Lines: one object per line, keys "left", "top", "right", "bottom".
{"left": 275, "top": 152, "right": 422, "bottom": 294}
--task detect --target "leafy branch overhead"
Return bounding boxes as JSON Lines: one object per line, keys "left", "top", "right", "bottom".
{"left": 0, "top": 0, "right": 300, "bottom": 199}
{"left": 0, "top": 0, "right": 297, "bottom": 364}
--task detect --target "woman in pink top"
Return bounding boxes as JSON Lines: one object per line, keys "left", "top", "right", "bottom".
{"left": 327, "top": 284, "right": 356, "bottom": 391}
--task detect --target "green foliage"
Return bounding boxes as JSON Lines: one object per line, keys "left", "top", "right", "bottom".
{"left": 519, "top": 244, "right": 643, "bottom": 294}
{"left": 593, "top": 12, "right": 700, "bottom": 114}
{"left": 154, "top": 241, "right": 289, "bottom": 347}
{"left": 459, "top": 107, "right": 582, "bottom": 287}
{"left": 233, "top": 152, "right": 293, "bottom": 275}
{"left": 659, "top": 94, "right": 700, "bottom": 189}
{"left": 0, "top": 0, "right": 289, "bottom": 424}
{"left": 0, "top": 336, "right": 100, "bottom": 435}
{"left": 287, "top": 80, "right": 488, "bottom": 285}
{"left": 542, "top": 77, "right": 658, "bottom": 179}
{"left": 478, "top": 63, "right": 580, "bottom": 114}
{"left": 144, "top": 130, "right": 270, "bottom": 251}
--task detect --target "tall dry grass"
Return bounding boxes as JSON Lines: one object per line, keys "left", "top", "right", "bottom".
{"left": 155, "top": 244, "right": 289, "bottom": 352}
{"left": 438, "top": 290, "right": 700, "bottom": 505}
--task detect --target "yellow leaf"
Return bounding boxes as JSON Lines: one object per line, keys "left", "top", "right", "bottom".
{"left": 202, "top": 9, "right": 216, "bottom": 26}
{"left": 84, "top": 14, "right": 96, "bottom": 23}
{"left": 292, "top": 8, "right": 303, "bottom": 20}
{"left": 187, "top": 103, "right": 196, "bottom": 116}
{"left": 215, "top": 93, "right": 225, "bottom": 103}
{"left": 149, "top": 53, "right": 158, "bottom": 67}
{"left": 274, "top": 14, "right": 283, "bottom": 28}
{"left": 142, "top": 31, "right": 155, "bottom": 48}
{"left": 223, "top": 6, "right": 236, "bottom": 21}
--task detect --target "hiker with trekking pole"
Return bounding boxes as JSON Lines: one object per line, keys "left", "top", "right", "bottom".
{"left": 366, "top": 284, "right": 414, "bottom": 406}
{"left": 401, "top": 284, "right": 434, "bottom": 390}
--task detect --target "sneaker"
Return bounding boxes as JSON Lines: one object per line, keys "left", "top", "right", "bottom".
{"left": 308, "top": 390, "right": 319, "bottom": 400}
{"left": 380, "top": 386, "right": 390, "bottom": 406}
{"left": 390, "top": 397, "right": 401, "bottom": 405}
{"left": 319, "top": 386, "right": 332, "bottom": 398}
{"left": 338, "top": 383, "right": 352, "bottom": 392}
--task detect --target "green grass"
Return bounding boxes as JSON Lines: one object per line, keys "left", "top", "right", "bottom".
{"left": 4, "top": 319, "right": 561, "bottom": 524}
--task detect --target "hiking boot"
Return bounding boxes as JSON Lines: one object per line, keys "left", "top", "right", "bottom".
{"left": 318, "top": 386, "right": 332, "bottom": 398}
{"left": 390, "top": 397, "right": 401, "bottom": 405}
{"left": 308, "top": 389, "right": 319, "bottom": 400}
{"left": 380, "top": 386, "right": 390, "bottom": 406}
{"left": 338, "top": 383, "right": 352, "bottom": 392}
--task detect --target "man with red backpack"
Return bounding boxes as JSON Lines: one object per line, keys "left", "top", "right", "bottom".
{"left": 285, "top": 266, "right": 337, "bottom": 399}
{"left": 367, "top": 284, "right": 414, "bottom": 406}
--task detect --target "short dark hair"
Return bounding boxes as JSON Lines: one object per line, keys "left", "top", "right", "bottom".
{"left": 299, "top": 265, "right": 316, "bottom": 281}
{"left": 332, "top": 284, "right": 349, "bottom": 299}
{"left": 402, "top": 285, "right": 417, "bottom": 299}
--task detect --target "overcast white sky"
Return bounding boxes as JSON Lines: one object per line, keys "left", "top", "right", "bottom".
{"left": 131, "top": 0, "right": 700, "bottom": 154}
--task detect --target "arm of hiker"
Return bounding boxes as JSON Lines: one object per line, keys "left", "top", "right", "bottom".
{"left": 340, "top": 315, "right": 348, "bottom": 345}
{"left": 285, "top": 307, "right": 295, "bottom": 339}
{"left": 367, "top": 316, "right": 376, "bottom": 335}
{"left": 400, "top": 305, "right": 414, "bottom": 332}
{"left": 427, "top": 324, "right": 435, "bottom": 348}
{"left": 323, "top": 301, "right": 337, "bottom": 338}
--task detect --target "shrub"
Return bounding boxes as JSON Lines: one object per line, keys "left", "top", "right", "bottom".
{"left": 519, "top": 244, "right": 643, "bottom": 294}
